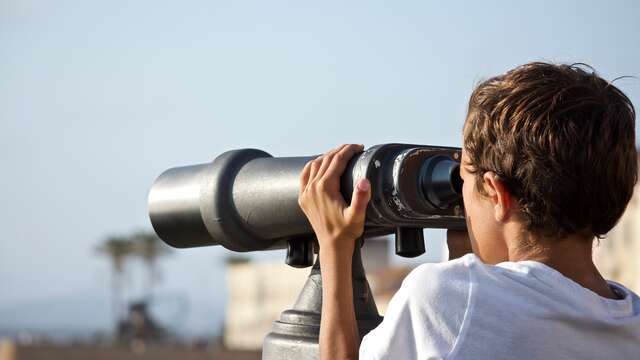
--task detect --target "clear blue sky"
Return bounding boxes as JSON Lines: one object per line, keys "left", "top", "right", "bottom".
{"left": 1, "top": 0, "right": 638, "bottom": 337}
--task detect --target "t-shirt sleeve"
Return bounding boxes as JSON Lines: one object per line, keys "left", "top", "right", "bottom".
{"left": 359, "top": 257, "right": 471, "bottom": 360}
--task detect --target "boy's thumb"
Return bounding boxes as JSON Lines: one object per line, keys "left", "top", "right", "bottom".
{"left": 347, "top": 178, "right": 371, "bottom": 222}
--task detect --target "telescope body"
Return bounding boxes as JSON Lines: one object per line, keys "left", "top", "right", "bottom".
{"left": 147, "top": 143, "right": 467, "bottom": 359}
{"left": 148, "top": 143, "right": 465, "bottom": 262}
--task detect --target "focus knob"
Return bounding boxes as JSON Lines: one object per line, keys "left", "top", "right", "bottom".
{"left": 286, "top": 238, "right": 315, "bottom": 268}
{"left": 395, "top": 227, "right": 425, "bottom": 258}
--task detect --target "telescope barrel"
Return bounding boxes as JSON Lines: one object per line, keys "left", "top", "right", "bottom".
{"left": 148, "top": 144, "right": 466, "bottom": 261}
{"left": 149, "top": 149, "right": 316, "bottom": 251}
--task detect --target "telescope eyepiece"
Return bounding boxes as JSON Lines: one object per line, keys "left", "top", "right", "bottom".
{"left": 420, "top": 156, "right": 463, "bottom": 209}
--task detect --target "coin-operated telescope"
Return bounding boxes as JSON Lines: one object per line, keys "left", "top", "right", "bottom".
{"left": 148, "top": 143, "right": 465, "bottom": 359}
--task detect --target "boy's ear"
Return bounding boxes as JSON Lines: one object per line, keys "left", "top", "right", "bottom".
{"left": 482, "top": 172, "right": 513, "bottom": 222}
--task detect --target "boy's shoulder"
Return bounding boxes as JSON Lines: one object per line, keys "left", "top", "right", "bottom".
{"left": 401, "top": 253, "right": 477, "bottom": 295}
{"left": 397, "top": 253, "right": 540, "bottom": 322}
{"left": 360, "top": 255, "right": 477, "bottom": 359}
{"left": 362, "top": 254, "right": 640, "bottom": 359}
{"left": 403, "top": 253, "right": 640, "bottom": 323}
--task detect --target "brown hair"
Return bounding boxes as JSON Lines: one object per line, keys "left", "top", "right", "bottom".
{"left": 463, "top": 62, "right": 637, "bottom": 240}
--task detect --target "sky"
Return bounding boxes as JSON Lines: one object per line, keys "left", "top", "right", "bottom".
{"left": 1, "top": 0, "right": 639, "bottom": 338}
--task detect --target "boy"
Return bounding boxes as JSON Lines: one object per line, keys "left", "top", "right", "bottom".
{"left": 298, "top": 62, "right": 640, "bottom": 359}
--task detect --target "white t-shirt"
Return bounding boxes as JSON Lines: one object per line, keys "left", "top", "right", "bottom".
{"left": 359, "top": 253, "right": 640, "bottom": 360}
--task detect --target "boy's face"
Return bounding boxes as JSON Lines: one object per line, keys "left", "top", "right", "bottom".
{"left": 459, "top": 149, "right": 509, "bottom": 264}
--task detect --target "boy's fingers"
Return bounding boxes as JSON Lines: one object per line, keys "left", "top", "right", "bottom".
{"left": 345, "top": 178, "right": 371, "bottom": 224}
{"left": 324, "top": 144, "right": 364, "bottom": 181}
{"left": 316, "top": 144, "right": 347, "bottom": 180}
{"left": 308, "top": 156, "right": 323, "bottom": 182}
{"left": 299, "top": 160, "right": 313, "bottom": 196}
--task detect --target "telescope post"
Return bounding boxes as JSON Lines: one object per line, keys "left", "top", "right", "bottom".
{"left": 262, "top": 238, "right": 382, "bottom": 360}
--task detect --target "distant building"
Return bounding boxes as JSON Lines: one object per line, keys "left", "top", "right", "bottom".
{"left": 224, "top": 261, "right": 309, "bottom": 350}
{"left": 594, "top": 183, "right": 640, "bottom": 292}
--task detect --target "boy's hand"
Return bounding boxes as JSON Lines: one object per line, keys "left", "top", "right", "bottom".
{"left": 447, "top": 229, "right": 473, "bottom": 260}
{"left": 298, "top": 143, "right": 372, "bottom": 254}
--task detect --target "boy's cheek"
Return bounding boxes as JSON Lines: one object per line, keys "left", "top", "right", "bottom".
{"left": 461, "top": 182, "right": 505, "bottom": 263}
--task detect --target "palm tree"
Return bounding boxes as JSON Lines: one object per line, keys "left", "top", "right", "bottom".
{"left": 131, "top": 231, "right": 172, "bottom": 299}
{"left": 96, "top": 236, "right": 134, "bottom": 331}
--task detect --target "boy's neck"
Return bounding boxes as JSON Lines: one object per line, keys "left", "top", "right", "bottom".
{"left": 507, "top": 233, "right": 619, "bottom": 300}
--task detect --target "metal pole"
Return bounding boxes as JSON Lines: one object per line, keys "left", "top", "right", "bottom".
{"left": 262, "top": 238, "right": 381, "bottom": 359}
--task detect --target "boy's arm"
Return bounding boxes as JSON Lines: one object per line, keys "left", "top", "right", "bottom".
{"left": 297, "top": 143, "right": 372, "bottom": 360}
{"left": 319, "top": 244, "right": 360, "bottom": 359}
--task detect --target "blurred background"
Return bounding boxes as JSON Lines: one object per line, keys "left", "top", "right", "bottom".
{"left": 1, "top": 1, "right": 639, "bottom": 359}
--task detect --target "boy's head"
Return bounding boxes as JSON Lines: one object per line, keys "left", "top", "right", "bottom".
{"left": 459, "top": 62, "right": 637, "bottom": 263}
